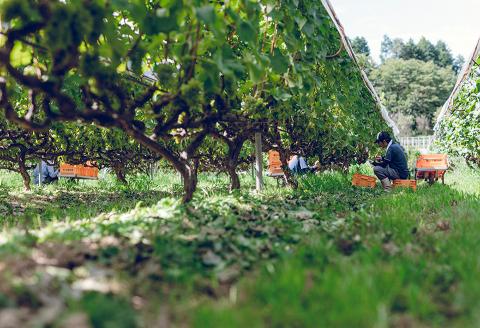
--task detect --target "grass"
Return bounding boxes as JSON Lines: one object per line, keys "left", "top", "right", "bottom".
{"left": 0, "top": 162, "right": 479, "bottom": 327}
{"left": 193, "top": 163, "right": 480, "bottom": 327}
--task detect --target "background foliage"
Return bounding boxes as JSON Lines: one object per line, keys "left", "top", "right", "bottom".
{"left": 351, "top": 35, "right": 459, "bottom": 136}
{"left": 0, "top": 0, "right": 390, "bottom": 201}
{"left": 436, "top": 59, "right": 480, "bottom": 164}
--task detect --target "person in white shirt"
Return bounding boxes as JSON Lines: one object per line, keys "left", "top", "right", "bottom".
{"left": 288, "top": 155, "right": 320, "bottom": 174}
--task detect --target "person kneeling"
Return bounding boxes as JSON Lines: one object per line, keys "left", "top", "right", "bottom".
{"left": 288, "top": 155, "right": 320, "bottom": 175}
{"left": 33, "top": 160, "right": 59, "bottom": 186}
{"left": 372, "top": 132, "right": 409, "bottom": 192}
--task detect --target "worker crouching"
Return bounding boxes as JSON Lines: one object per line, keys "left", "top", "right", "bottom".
{"left": 372, "top": 131, "right": 409, "bottom": 192}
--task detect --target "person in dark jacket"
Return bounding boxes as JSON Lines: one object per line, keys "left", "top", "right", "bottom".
{"left": 372, "top": 131, "right": 409, "bottom": 191}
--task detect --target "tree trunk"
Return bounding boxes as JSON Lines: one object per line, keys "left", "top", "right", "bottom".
{"left": 180, "top": 163, "right": 198, "bottom": 203}
{"left": 113, "top": 164, "right": 128, "bottom": 184}
{"left": 18, "top": 160, "right": 31, "bottom": 191}
{"left": 269, "top": 122, "right": 297, "bottom": 188}
{"left": 226, "top": 138, "right": 245, "bottom": 191}
{"left": 278, "top": 149, "right": 298, "bottom": 189}
{"left": 122, "top": 125, "right": 206, "bottom": 203}
{"left": 227, "top": 166, "right": 240, "bottom": 191}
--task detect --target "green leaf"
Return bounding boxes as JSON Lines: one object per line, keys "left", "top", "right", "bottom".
{"left": 10, "top": 42, "right": 32, "bottom": 67}
{"left": 196, "top": 5, "right": 216, "bottom": 24}
{"left": 269, "top": 49, "right": 289, "bottom": 74}
{"left": 141, "top": 7, "right": 179, "bottom": 34}
{"left": 237, "top": 20, "right": 256, "bottom": 44}
{"left": 294, "top": 15, "right": 307, "bottom": 30}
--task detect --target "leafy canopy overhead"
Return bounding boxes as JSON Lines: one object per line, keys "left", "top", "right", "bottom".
{"left": 0, "top": 0, "right": 390, "bottom": 200}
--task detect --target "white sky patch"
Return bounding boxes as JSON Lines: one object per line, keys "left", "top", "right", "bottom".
{"left": 329, "top": 0, "right": 480, "bottom": 63}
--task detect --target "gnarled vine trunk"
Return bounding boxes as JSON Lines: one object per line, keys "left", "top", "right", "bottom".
{"left": 227, "top": 166, "right": 240, "bottom": 191}
{"left": 225, "top": 138, "right": 245, "bottom": 191}
{"left": 18, "top": 157, "right": 31, "bottom": 191}
{"left": 112, "top": 163, "right": 128, "bottom": 185}
{"left": 278, "top": 149, "right": 298, "bottom": 189}
{"left": 180, "top": 161, "right": 199, "bottom": 203}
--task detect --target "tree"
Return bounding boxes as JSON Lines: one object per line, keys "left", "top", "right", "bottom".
{"left": 53, "top": 123, "right": 161, "bottom": 184}
{"left": 453, "top": 55, "right": 465, "bottom": 74}
{"left": 371, "top": 59, "right": 456, "bottom": 134}
{"left": 436, "top": 59, "right": 480, "bottom": 165}
{"left": 0, "top": 124, "right": 52, "bottom": 190}
{"left": 399, "top": 39, "right": 422, "bottom": 61}
{"left": 416, "top": 37, "right": 438, "bottom": 62}
{"left": 380, "top": 35, "right": 393, "bottom": 62}
{"left": 435, "top": 41, "right": 454, "bottom": 68}
{"left": 380, "top": 35, "right": 458, "bottom": 71}
{"left": 380, "top": 35, "right": 405, "bottom": 62}
{"left": 197, "top": 134, "right": 254, "bottom": 192}
{"left": 351, "top": 37, "right": 370, "bottom": 56}
{"left": 0, "top": 0, "right": 255, "bottom": 202}
{"left": 0, "top": 0, "right": 391, "bottom": 202}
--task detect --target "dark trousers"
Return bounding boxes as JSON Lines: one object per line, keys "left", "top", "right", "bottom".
{"left": 373, "top": 165, "right": 400, "bottom": 180}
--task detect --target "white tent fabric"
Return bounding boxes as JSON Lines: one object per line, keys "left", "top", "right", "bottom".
{"left": 434, "top": 38, "right": 480, "bottom": 132}
{"left": 321, "top": 0, "right": 400, "bottom": 137}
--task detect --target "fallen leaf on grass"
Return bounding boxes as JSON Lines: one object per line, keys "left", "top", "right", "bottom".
{"left": 390, "top": 314, "right": 428, "bottom": 328}
{"left": 182, "top": 218, "right": 195, "bottom": 229}
{"left": 382, "top": 242, "right": 400, "bottom": 256}
{"left": 202, "top": 250, "right": 222, "bottom": 266}
{"left": 59, "top": 312, "right": 91, "bottom": 328}
{"left": 288, "top": 208, "right": 314, "bottom": 220}
{"left": 136, "top": 261, "right": 163, "bottom": 281}
{"left": 29, "top": 297, "right": 63, "bottom": 328}
{"left": 0, "top": 308, "right": 31, "bottom": 328}
{"left": 71, "top": 266, "right": 122, "bottom": 294}
{"left": 217, "top": 265, "right": 241, "bottom": 283}
{"left": 33, "top": 243, "right": 91, "bottom": 269}
{"left": 436, "top": 221, "right": 451, "bottom": 232}
{"left": 177, "top": 234, "right": 198, "bottom": 241}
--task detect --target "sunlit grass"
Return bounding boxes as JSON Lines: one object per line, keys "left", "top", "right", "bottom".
{"left": 192, "top": 163, "right": 480, "bottom": 328}
{"left": 1, "top": 162, "right": 480, "bottom": 327}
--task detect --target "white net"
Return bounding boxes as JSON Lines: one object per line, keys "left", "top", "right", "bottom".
{"left": 321, "top": 0, "right": 400, "bottom": 137}
{"left": 434, "top": 38, "right": 480, "bottom": 132}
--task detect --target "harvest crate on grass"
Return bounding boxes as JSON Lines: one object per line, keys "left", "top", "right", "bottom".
{"left": 393, "top": 179, "right": 417, "bottom": 191}
{"left": 266, "top": 151, "right": 285, "bottom": 177}
{"left": 266, "top": 150, "right": 287, "bottom": 186}
{"left": 352, "top": 173, "right": 377, "bottom": 188}
{"left": 415, "top": 154, "right": 448, "bottom": 184}
{"left": 59, "top": 163, "right": 99, "bottom": 180}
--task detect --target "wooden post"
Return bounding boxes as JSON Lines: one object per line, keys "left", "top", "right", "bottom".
{"left": 254, "top": 132, "right": 263, "bottom": 192}
{"left": 37, "top": 160, "right": 42, "bottom": 187}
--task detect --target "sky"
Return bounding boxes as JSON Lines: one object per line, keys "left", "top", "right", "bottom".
{"left": 329, "top": 0, "right": 480, "bottom": 62}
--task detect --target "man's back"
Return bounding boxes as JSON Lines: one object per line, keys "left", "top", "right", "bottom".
{"left": 386, "top": 143, "right": 409, "bottom": 179}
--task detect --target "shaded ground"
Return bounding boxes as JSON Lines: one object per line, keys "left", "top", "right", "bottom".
{"left": 1, "top": 164, "right": 480, "bottom": 327}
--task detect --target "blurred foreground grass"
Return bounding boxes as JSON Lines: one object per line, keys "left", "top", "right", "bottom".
{"left": 0, "top": 162, "right": 479, "bottom": 327}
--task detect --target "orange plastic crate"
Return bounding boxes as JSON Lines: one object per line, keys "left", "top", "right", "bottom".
{"left": 267, "top": 151, "right": 284, "bottom": 176}
{"left": 59, "top": 164, "right": 76, "bottom": 177}
{"left": 393, "top": 179, "right": 417, "bottom": 191}
{"left": 416, "top": 154, "right": 448, "bottom": 170}
{"left": 352, "top": 173, "right": 377, "bottom": 188}
{"left": 59, "top": 163, "right": 98, "bottom": 179}
{"left": 78, "top": 166, "right": 99, "bottom": 178}
{"left": 415, "top": 154, "right": 448, "bottom": 179}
